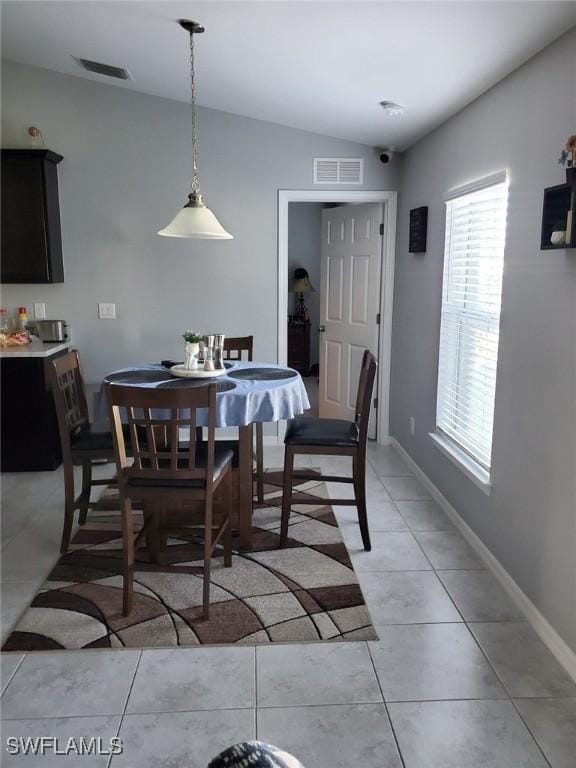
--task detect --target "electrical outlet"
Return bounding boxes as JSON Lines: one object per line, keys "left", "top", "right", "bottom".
{"left": 34, "top": 303, "right": 46, "bottom": 319}
{"left": 98, "top": 303, "right": 116, "bottom": 320}
{"left": 409, "top": 417, "right": 416, "bottom": 437}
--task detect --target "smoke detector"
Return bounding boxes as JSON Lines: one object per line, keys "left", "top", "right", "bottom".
{"left": 379, "top": 101, "right": 405, "bottom": 116}
{"left": 73, "top": 56, "right": 132, "bottom": 80}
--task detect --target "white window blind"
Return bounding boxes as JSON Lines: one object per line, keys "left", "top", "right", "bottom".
{"left": 436, "top": 174, "right": 508, "bottom": 472}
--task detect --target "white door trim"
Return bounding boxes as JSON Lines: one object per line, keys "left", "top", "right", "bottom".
{"left": 278, "top": 189, "right": 397, "bottom": 445}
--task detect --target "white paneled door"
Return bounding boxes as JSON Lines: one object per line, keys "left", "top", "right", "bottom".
{"left": 319, "top": 203, "right": 383, "bottom": 437}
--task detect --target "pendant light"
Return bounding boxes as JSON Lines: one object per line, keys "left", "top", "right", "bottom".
{"left": 158, "top": 20, "right": 233, "bottom": 239}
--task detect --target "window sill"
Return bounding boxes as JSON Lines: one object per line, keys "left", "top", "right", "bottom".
{"left": 429, "top": 432, "right": 492, "bottom": 495}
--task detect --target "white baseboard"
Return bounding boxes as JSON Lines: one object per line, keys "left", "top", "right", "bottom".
{"left": 390, "top": 437, "right": 576, "bottom": 682}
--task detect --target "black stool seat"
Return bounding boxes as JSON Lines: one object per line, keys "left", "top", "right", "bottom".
{"left": 285, "top": 416, "right": 359, "bottom": 447}
{"left": 71, "top": 421, "right": 129, "bottom": 454}
{"left": 196, "top": 439, "right": 240, "bottom": 469}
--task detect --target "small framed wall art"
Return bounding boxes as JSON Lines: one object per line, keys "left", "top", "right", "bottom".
{"left": 409, "top": 206, "right": 428, "bottom": 253}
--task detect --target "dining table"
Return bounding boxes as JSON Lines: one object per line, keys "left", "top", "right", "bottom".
{"left": 98, "top": 360, "right": 311, "bottom": 549}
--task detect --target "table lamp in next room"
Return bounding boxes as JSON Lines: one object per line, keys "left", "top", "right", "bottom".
{"left": 290, "top": 268, "right": 315, "bottom": 322}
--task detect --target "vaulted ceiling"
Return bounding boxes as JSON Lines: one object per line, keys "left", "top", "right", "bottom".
{"left": 2, "top": 1, "right": 574, "bottom": 149}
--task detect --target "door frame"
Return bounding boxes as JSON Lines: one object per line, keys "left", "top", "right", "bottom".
{"left": 278, "top": 189, "right": 397, "bottom": 444}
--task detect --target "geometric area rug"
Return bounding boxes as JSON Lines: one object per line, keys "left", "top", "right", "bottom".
{"left": 2, "top": 470, "right": 377, "bottom": 651}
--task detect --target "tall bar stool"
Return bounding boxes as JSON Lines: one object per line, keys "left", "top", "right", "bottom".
{"left": 280, "top": 350, "right": 377, "bottom": 550}
{"left": 222, "top": 336, "right": 265, "bottom": 504}
{"left": 49, "top": 350, "right": 129, "bottom": 553}
{"left": 106, "top": 382, "right": 233, "bottom": 618}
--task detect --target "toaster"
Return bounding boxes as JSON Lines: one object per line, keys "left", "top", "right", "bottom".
{"left": 27, "top": 319, "right": 69, "bottom": 343}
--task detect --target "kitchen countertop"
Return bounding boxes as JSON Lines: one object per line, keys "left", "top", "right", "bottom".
{"left": 0, "top": 340, "right": 69, "bottom": 358}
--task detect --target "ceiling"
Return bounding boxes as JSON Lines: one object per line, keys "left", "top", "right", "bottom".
{"left": 2, "top": 1, "right": 575, "bottom": 150}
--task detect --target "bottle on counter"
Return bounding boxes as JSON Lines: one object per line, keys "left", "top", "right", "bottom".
{"left": 0, "top": 309, "right": 9, "bottom": 345}
{"left": 17, "top": 307, "right": 28, "bottom": 331}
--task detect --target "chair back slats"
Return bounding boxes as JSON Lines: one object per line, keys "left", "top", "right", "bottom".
{"left": 105, "top": 383, "right": 217, "bottom": 486}
{"left": 49, "top": 351, "right": 90, "bottom": 437}
{"left": 144, "top": 409, "right": 159, "bottom": 470}
{"left": 187, "top": 405, "right": 198, "bottom": 469}
{"left": 170, "top": 409, "right": 179, "bottom": 470}
{"left": 223, "top": 336, "right": 253, "bottom": 362}
{"left": 354, "top": 350, "right": 378, "bottom": 446}
{"left": 48, "top": 351, "right": 90, "bottom": 468}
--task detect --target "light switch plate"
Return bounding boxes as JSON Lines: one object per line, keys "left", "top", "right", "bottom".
{"left": 98, "top": 303, "right": 116, "bottom": 319}
{"left": 34, "top": 303, "right": 47, "bottom": 319}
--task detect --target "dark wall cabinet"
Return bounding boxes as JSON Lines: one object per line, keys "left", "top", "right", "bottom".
{"left": 1, "top": 149, "right": 65, "bottom": 283}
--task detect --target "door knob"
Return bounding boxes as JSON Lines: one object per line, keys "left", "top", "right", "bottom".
{"left": 318, "top": 325, "right": 326, "bottom": 333}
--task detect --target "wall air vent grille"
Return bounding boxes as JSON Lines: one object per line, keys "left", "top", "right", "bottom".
{"left": 313, "top": 158, "right": 364, "bottom": 185}
{"left": 74, "top": 57, "right": 132, "bottom": 80}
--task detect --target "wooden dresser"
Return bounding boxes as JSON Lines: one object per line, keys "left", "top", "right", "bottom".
{"left": 288, "top": 320, "right": 310, "bottom": 375}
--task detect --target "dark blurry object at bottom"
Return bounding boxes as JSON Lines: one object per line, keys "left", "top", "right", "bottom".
{"left": 208, "top": 741, "right": 306, "bottom": 768}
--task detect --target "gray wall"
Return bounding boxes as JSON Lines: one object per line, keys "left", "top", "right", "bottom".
{"left": 288, "top": 202, "right": 323, "bottom": 366}
{"left": 391, "top": 30, "right": 576, "bottom": 652}
{"left": 1, "top": 60, "right": 399, "bottom": 383}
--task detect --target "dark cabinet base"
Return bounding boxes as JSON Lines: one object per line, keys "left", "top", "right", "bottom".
{"left": 288, "top": 321, "right": 311, "bottom": 375}
{"left": 1, "top": 353, "right": 65, "bottom": 471}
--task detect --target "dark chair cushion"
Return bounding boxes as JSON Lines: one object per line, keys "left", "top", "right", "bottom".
{"left": 71, "top": 421, "right": 126, "bottom": 454}
{"left": 127, "top": 444, "right": 233, "bottom": 489}
{"left": 284, "top": 416, "right": 359, "bottom": 447}
{"left": 194, "top": 434, "right": 263, "bottom": 470}
{"left": 200, "top": 440, "right": 240, "bottom": 469}
{"left": 181, "top": 440, "right": 240, "bottom": 469}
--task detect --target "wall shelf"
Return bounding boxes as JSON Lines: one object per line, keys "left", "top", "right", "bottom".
{"left": 540, "top": 179, "right": 575, "bottom": 250}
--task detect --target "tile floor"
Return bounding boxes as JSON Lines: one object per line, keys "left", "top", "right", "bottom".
{"left": 1, "top": 443, "right": 575, "bottom": 767}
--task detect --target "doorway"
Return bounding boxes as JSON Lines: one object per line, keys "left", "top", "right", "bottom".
{"left": 278, "top": 190, "right": 397, "bottom": 444}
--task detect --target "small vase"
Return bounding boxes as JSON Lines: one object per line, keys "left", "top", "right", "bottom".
{"left": 184, "top": 341, "right": 200, "bottom": 370}
{"left": 566, "top": 166, "right": 576, "bottom": 186}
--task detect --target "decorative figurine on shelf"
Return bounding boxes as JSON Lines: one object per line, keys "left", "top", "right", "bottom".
{"left": 289, "top": 267, "right": 315, "bottom": 322}
{"left": 182, "top": 330, "right": 203, "bottom": 370}
{"left": 558, "top": 134, "right": 576, "bottom": 184}
{"left": 27, "top": 126, "right": 45, "bottom": 148}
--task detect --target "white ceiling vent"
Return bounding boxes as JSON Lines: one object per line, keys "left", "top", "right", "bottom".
{"left": 313, "top": 158, "right": 364, "bottom": 185}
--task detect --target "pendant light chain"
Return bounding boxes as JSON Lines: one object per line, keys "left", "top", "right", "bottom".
{"left": 157, "top": 19, "right": 233, "bottom": 239}
{"left": 189, "top": 29, "right": 200, "bottom": 195}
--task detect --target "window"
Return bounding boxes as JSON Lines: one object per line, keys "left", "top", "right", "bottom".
{"left": 435, "top": 172, "right": 508, "bottom": 477}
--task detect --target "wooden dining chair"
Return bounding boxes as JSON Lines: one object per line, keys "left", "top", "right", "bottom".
{"left": 222, "top": 336, "right": 265, "bottom": 504}
{"left": 106, "top": 382, "right": 233, "bottom": 618}
{"left": 280, "top": 350, "right": 377, "bottom": 550}
{"left": 49, "top": 350, "right": 128, "bottom": 554}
